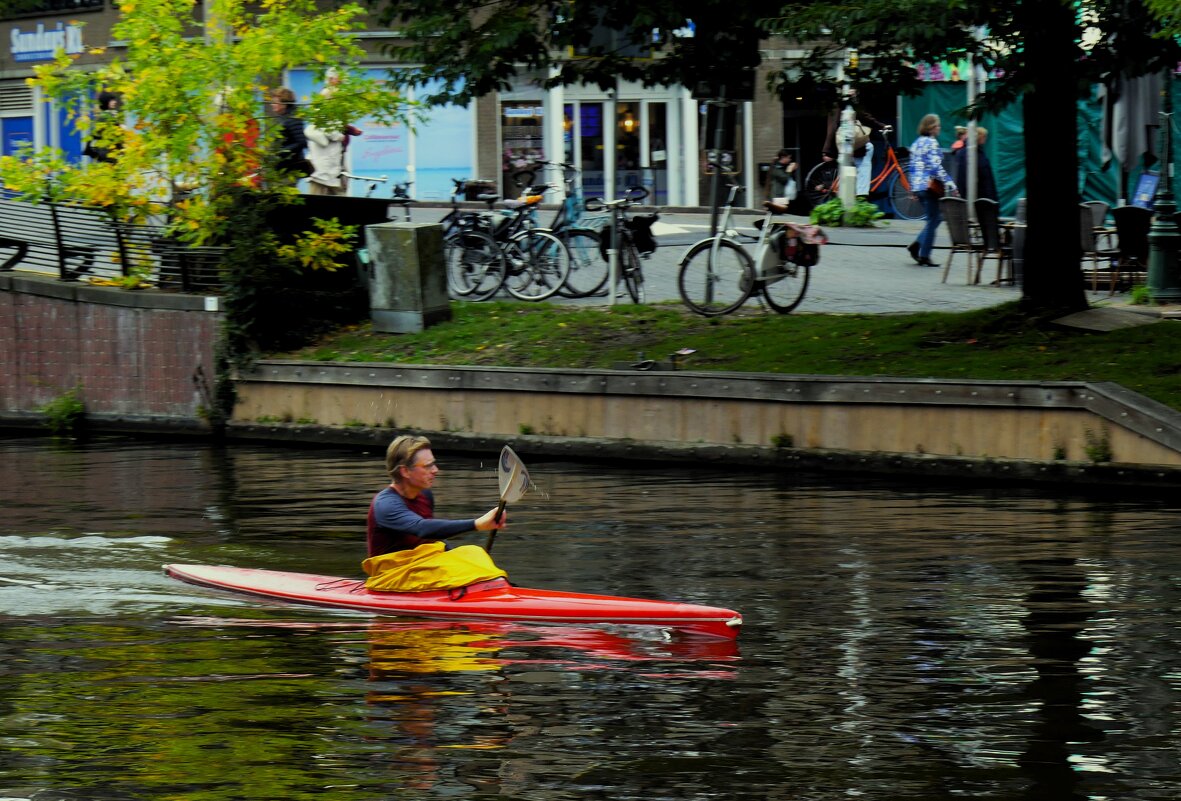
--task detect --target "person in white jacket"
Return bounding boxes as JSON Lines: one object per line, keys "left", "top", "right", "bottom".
{"left": 305, "top": 69, "right": 360, "bottom": 196}
{"left": 305, "top": 122, "right": 347, "bottom": 195}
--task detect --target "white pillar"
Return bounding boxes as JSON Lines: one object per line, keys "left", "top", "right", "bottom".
{"left": 681, "top": 89, "right": 699, "bottom": 207}
{"left": 639, "top": 101, "right": 651, "bottom": 197}
{"left": 33, "top": 85, "right": 47, "bottom": 151}
{"left": 742, "top": 100, "right": 755, "bottom": 208}
{"left": 544, "top": 68, "right": 565, "bottom": 192}
{"left": 838, "top": 104, "right": 857, "bottom": 207}
{"left": 666, "top": 98, "right": 683, "bottom": 205}
{"left": 605, "top": 88, "right": 617, "bottom": 199}
{"left": 967, "top": 59, "right": 978, "bottom": 214}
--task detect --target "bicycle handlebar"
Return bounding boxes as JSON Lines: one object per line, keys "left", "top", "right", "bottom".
{"left": 342, "top": 173, "right": 388, "bottom": 183}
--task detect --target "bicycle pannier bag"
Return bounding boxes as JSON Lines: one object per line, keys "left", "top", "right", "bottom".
{"left": 927, "top": 177, "right": 945, "bottom": 198}
{"left": 626, "top": 214, "right": 659, "bottom": 255}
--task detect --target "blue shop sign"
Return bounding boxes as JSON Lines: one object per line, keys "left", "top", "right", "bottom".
{"left": 9, "top": 21, "right": 85, "bottom": 62}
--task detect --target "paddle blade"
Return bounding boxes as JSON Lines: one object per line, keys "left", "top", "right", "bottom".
{"left": 498, "top": 446, "right": 530, "bottom": 504}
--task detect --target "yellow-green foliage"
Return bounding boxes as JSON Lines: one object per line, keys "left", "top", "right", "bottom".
{"left": 0, "top": 0, "right": 413, "bottom": 248}
{"left": 276, "top": 217, "right": 359, "bottom": 272}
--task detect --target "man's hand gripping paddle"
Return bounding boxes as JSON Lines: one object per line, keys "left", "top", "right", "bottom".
{"left": 486, "top": 445, "right": 530, "bottom": 554}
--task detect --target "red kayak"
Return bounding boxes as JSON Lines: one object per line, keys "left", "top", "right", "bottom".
{"left": 164, "top": 564, "right": 743, "bottom": 640}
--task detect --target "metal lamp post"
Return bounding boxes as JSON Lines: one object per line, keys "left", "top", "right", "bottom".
{"left": 1147, "top": 70, "right": 1181, "bottom": 302}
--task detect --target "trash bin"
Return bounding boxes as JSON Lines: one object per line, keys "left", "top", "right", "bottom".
{"left": 365, "top": 222, "right": 451, "bottom": 333}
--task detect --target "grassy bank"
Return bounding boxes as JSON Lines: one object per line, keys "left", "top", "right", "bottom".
{"left": 277, "top": 301, "right": 1181, "bottom": 412}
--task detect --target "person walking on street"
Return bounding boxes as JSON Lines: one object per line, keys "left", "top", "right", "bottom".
{"left": 821, "top": 97, "right": 887, "bottom": 199}
{"left": 950, "top": 126, "right": 998, "bottom": 203}
{"left": 906, "top": 114, "right": 957, "bottom": 267}
{"left": 768, "top": 149, "right": 798, "bottom": 202}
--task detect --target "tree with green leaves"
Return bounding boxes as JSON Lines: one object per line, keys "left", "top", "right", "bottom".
{"left": 376, "top": 0, "right": 1179, "bottom": 316}
{"left": 1, "top": 0, "right": 410, "bottom": 251}
{"left": 764, "top": 0, "right": 1180, "bottom": 315}
{"left": 375, "top": 0, "right": 770, "bottom": 105}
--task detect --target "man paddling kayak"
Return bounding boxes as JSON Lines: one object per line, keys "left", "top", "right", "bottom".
{"left": 366, "top": 435, "right": 505, "bottom": 558}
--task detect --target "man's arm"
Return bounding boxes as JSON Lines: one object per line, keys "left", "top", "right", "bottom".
{"left": 374, "top": 491, "right": 476, "bottom": 540}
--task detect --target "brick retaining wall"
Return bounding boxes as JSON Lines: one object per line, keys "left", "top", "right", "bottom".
{"left": 0, "top": 273, "right": 221, "bottom": 424}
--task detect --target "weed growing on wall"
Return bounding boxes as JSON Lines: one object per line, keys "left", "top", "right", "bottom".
{"left": 40, "top": 387, "right": 86, "bottom": 436}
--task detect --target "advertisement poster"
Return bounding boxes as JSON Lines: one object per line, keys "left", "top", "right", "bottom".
{"left": 289, "top": 70, "right": 472, "bottom": 199}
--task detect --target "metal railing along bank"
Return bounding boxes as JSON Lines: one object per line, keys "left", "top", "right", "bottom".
{"left": 0, "top": 192, "right": 224, "bottom": 292}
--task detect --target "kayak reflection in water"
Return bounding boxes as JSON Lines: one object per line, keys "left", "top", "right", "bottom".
{"left": 363, "top": 435, "right": 508, "bottom": 592}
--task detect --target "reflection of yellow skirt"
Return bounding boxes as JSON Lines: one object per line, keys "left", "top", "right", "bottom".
{"left": 362, "top": 542, "right": 508, "bottom": 592}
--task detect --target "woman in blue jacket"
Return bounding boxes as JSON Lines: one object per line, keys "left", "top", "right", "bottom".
{"left": 906, "top": 114, "right": 958, "bottom": 266}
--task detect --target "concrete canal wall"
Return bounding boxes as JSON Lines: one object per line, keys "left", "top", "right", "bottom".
{"left": 0, "top": 273, "right": 221, "bottom": 429}
{"left": 4, "top": 274, "right": 1181, "bottom": 487}
{"left": 229, "top": 361, "right": 1181, "bottom": 487}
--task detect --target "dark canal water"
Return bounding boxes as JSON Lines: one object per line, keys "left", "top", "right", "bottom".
{"left": 1, "top": 435, "right": 1179, "bottom": 800}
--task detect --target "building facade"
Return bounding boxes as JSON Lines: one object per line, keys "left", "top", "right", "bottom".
{"left": 2, "top": 2, "right": 794, "bottom": 209}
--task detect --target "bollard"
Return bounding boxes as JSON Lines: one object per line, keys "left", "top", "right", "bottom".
{"left": 1147, "top": 197, "right": 1181, "bottom": 302}
{"left": 364, "top": 222, "right": 452, "bottom": 333}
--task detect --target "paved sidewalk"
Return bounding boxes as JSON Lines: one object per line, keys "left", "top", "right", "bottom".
{"left": 411, "top": 203, "right": 1133, "bottom": 313}
{"left": 552, "top": 208, "right": 1133, "bottom": 314}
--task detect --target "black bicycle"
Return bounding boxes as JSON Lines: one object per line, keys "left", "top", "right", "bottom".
{"left": 440, "top": 178, "right": 508, "bottom": 301}
{"left": 583, "top": 186, "right": 658, "bottom": 304}
{"left": 508, "top": 161, "right": 609, "bottom": 298}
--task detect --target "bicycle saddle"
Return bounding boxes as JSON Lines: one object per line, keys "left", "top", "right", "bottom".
{"left": 763, "top": 200, "right": 790, "bottom": 215}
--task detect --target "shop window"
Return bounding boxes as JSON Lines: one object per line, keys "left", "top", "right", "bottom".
{"left": 502, "top": 101, "right": 544, "bottom": 195}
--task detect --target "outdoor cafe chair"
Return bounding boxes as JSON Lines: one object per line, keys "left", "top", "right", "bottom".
{"left": 1080, "top": 202, "right": 1120, "bottom": 290}
{"left": 939, "top": 197, "right": 982, "bottom": 284}
{"left": 1105, "top": 205, "right": 1153, "bottom": 294}
{"left": 974, "top": 198, "right": 1012, "bottom": 285}
{"left": 1082, "top": 199, "right": 1110, "bottom": 230}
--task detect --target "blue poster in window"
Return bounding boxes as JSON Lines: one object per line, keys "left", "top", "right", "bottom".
{"left": 1132, "top": 172, "right": 1159, "bottom": 209}
{"left": 288, "top": 71, "right": 472, "bottom": 200}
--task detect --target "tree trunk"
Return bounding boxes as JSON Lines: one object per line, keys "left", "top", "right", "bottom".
{"left": 1019, "top": 0, "right": 1089, "bottom": 316}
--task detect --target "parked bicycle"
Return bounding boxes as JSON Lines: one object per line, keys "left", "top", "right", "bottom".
{"left": 510, "top": 160, "right": 610, "bottom": 298}
{"left": 440, "top": 178, "right": 508, "bottom": 301}
{"left": 440, "top": 178, "right": 572, "bottom": 302}
{"left": 802, "top": 125, "right": 925, "bottom": 220}
{"left": 677, "top": 183, "right": 827, "bottom": 316}
{"left": 583, "top": 186, "right": 658, "bottom": 304}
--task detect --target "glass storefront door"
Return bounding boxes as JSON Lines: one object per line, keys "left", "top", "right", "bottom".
{"left": 561, "top": 102, "right": 605, "bottom": 199}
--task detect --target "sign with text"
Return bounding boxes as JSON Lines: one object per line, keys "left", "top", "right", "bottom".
{"left": 9, "top": 21, "right": 85, "bottom": 62}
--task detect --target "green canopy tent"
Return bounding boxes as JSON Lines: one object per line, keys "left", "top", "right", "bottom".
{"left": 898, "top": 77, "right": 1180, "bottom": 217}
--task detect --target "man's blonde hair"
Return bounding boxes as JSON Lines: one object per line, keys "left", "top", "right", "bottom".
{"left": 385, "top": 435, "right": 432, "bottom": 480}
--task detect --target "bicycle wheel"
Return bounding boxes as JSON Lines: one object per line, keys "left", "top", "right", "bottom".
{"left": 888, "top": 171, "right": 927, "bottom": 221}
{"left": 804, "top": 161, "right": 839, "bottom": 206}
{"left": 445, "top": 229, "right": 506, "bottom": 301}
{"left": 677, "top": 238, "right": 754, "bottom": 316}
{"left": 557, "top": 228, "right": 608, "bottom": 298}
{"left": 759, "top": 259, "right": 811, "bottom": 314}
{"left": 503, "top": 229, "right": 571, "bottom": 301}
{"left": 620, "top": 242, "right": 644, "bottom": 304}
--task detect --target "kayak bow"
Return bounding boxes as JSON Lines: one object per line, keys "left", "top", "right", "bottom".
{"left": 164, "top": 564, "right": 743, "bottom": 640}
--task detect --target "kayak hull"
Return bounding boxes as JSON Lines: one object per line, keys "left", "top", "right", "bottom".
{"left": 164, "top": 564, "right": 742, "bottom": 639}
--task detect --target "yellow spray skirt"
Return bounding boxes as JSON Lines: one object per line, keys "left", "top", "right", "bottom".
{"left": 362, "top": 542, "right": 508, "bottom": 592}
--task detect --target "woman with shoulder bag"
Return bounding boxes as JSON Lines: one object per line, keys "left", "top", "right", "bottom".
{"left": 768, "top": 149, "right": 798, "bottom": 203}
{"left": 906, "top": 113, "right": 957, "bottom": 266}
